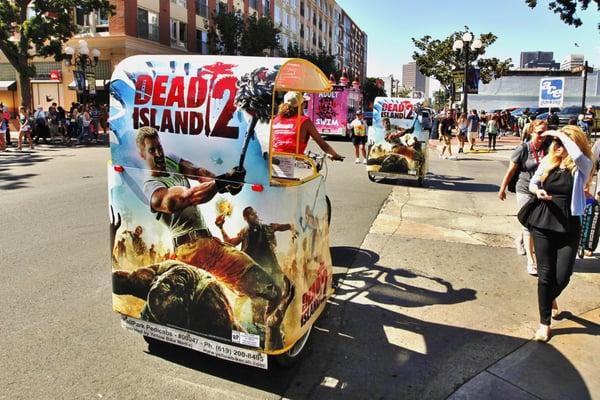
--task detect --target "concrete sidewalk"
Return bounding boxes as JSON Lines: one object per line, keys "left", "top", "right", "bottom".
{"left": 287, "top": 150, "right": 600, "bottom": 400}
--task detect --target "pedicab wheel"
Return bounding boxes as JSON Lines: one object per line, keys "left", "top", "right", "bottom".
{"left": 368, "top": 172, "right": 376, "bottom": 182}
{"left": 143, "top": 335, "right": 169, "bottom": 351}
{"left": 274, "top": 325, "right": 312, "bottom": 367}
{"left": 326, "top": 195, "right": 332, "bottom": 225}
{"left": 417, "top": 177, "right": 424, "bottom": 187}
{"left": 577, "top": 247, "right": 584, "bottom": 259}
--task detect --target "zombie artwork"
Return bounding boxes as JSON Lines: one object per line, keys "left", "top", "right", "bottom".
{"left": 316, "top": 97, "right": 337, "bottom": 121}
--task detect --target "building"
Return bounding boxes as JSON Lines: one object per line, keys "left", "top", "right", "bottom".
{"left": 0, "top": 0, "right": 273, "bottom": 112}
{"left": 561, "top": 54, "right": 585, "bottom": 71}
{"left": 0, "top": 0, "right": 366, "bottom": 113}
{"left": 402, "top": 62, "right": 429, "bottom": 96}
{"left": 519, "top": 51, "right": 559, "bottom": 69}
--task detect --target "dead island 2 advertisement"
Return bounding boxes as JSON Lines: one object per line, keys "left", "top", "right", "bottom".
{"left": 108, "top": 56, "right": 332, "bottom": 353}
{"left": 366, "top": 97, "right": 428, "bottom": 177}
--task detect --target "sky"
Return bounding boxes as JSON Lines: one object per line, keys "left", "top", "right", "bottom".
{"left": 336, "top": 0, "right": 600, "bottom": 94}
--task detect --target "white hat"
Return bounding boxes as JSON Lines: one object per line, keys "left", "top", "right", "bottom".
{"left": 283, "top": 91, "right": 303, "bottom": 107}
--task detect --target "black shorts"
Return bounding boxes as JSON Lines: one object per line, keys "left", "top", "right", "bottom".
{"left": 352, "top": 135, "right": 367, "bottom": 145}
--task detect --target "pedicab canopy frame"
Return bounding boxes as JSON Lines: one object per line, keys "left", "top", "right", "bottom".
{"left": 108, "top": 56, "right": 334, "bottom": 369}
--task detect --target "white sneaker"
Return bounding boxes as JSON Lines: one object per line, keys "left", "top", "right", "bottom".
{"left": 527, "top": 263, "right": 538, "bottom": 276}
{"left": 449, "top": 155, "right": 457, "bottom": 160}
{"left": 355, "top": 158, "right": 360, "bottom": 164}
{"left": 362, "top": 159, "right": 367, "bottom": 165}
{"left": 515, "top": 236, "right": 526, "bottom": 255}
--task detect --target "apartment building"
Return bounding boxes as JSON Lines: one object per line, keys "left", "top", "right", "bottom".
{"left": 0, "top": 0, "right": 273, "bottom": 111}
{"left": 402, "top": 62, "right": 428, "bottom": 96}
{"left": 0, "top": 0, "right": 366, "bottom": 112}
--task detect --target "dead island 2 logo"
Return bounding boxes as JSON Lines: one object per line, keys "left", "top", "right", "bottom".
{"left": 301, "top": 263, "right": 329, "bottom": 326}
{"left": 381, "top": 100, "right": 414, "bottom": 120}
{"left": 131, "top": 62, "right": 239, "bottom": 139}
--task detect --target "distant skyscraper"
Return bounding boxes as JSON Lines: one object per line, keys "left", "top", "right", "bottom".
{"left": 402, "top": 62, "right": 429, "bottom": 95}
{"left": 561, "top": 54, "right": 585, "bottom": 71}
{"left": 520, "top": 51, "right": 554, "bottom": 68}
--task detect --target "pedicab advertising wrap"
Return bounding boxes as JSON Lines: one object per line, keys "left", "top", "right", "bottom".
{"left": 307, "top": 85, "right": 362, "bottom": 137}
{"left": 366, "top": 97, "right": 428, "bottom": 184}
{"left": 107, "top": 55, "right": 333, "bottom": 368}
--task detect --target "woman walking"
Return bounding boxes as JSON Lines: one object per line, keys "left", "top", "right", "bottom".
{"left": 527, "top": 126, "right": 594, "bottom": 341}
{"left": 457, "top": 112, "right": 468, "bottom": 153}
{"left": 438, "top": 111, "right": 456, "bottom": 159}
{"left": 17, "top": 107, "right": 34, "bottom": 150}
{"left": 499, "top": 120, "right": 548, "bottom": 275}
{"left": 487, "top": 114, "right": 499, "bottom": 151}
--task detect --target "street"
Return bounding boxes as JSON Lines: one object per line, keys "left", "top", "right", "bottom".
{"left": 2, "top": 137, "right": 600, "bottom": 400}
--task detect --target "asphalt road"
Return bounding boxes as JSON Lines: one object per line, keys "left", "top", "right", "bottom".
{"left": 0, "top": 138, "right": 392, "bottom": 400}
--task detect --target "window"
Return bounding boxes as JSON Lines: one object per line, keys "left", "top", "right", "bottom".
{"left": 196, "top": 30, "right": 208, "bottom": 54}
{"left": 262, "top": 0, "right": 270, "bottom": 15}
{"left": 274, "top": 6, "right": 281, "bottom": 25}
{"left": 290, "top": 15, "right": 296, "bottom": 32}
{"left": 170, "top": 19, "right": 187, "bottom": 49}
{"left": 283, "top": 11, "right": 288, "bottom": 27}
{"left": 217, "top": 1, "right": 227, "bottom": 14}
{"left": 171, "top": 0, "right": 187, "bottom": 7}
{"left": 291, "top": 0, "right": 297, "bottom": 7}
{"left": 249, "top": 0, "right": 257, "bottom": 9}
{"left": 196, "top": 0, "right": 208, "bottom": 17}
{"left": 300, "top": 2, "right": 304, "bottom": 16}
{"left": 138, "top": 8, "right": 159, "bottom": 42}
{"left": 75, "top": 7, "right": 110, "bottom": 33}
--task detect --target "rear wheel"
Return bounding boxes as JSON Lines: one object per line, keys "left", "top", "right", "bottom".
{"left": 273, "top": 326, "right": 312, "bottom": 367}
{"left": 326, "top": 195, "right": 332, "bottom": 225}
{"left": 417, "top": 177, "right": 424, "bottom": 187}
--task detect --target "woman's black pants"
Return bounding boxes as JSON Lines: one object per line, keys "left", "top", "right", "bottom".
{"left": 532, "top": 227, "right": 580, "bottom": 325}
{"left": 488, "top": 134, "right": 497, "bottom": 149}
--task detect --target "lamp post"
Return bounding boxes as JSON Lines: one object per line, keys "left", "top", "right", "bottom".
{"left": 452, "top": 33, "right": 482, "bottom": 115}
{"left": 63, "top": 40, "right": 100, "bottom": 107}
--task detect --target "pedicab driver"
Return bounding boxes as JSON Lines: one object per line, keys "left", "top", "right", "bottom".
{"left": 272, "top": 91, "right": 344, "bottom": 160}
{"left": 136, "top": 127, "right": 287, "bottom": 326}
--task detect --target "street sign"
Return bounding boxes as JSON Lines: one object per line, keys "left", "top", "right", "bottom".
{"left": 539, "top": 77, "right": 564, "bottom": 108}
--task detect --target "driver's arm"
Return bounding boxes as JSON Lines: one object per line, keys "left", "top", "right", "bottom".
{"left": 219, "top": 227, "right": 243, "bottom": 246}
{"left": 303, "top": 120, "right": 343, "bottom": 159}
{"left": 270, "top": 223, "right": 292, "bottom": 232}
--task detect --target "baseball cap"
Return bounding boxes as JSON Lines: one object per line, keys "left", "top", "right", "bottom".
{"left": 283, "top": 91, "right": 303, "bottom": 107}
{"left": 356, "top": 110, "right": 363, "bottom": 115}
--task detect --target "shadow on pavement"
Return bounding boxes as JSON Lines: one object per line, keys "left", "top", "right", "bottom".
{"left": 143, "top": 246, "right": 591, "bottom": 400}
{"left": 424, "top": 173, "right": 499, "bottom": 193}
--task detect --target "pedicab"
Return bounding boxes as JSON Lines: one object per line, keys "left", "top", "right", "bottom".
{"left": 107, "top": 55, "right": 335, "bottom": 369}
{"left": 366, "top": 97, "right": 429, "bottom": 186}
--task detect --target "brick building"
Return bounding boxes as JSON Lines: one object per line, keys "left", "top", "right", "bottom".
{"left": 0, "top": 0, "right": 366, "bottom": 112}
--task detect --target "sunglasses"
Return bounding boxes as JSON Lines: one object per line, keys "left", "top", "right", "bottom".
{"left": 552, "top": 138, "right": 563, "bottom": 147}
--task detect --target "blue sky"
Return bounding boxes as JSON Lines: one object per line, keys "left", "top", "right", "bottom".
{"left": 337, "top": 0, "right": 599, "bottom": 82}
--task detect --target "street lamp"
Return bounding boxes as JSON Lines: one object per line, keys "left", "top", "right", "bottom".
{"left": 63, "top": 39, "right": 100, "bottom": 107}
{"left": 453, "top": 33, "right": 482, "bottom": 114}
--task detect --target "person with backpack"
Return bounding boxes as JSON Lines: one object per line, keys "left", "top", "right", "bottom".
{"left": 498, "top": 120, "right": 549, "bottom": 275}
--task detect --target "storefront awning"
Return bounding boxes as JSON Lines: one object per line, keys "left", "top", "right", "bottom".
{"left": 68, "top": 80, "right": 108, "bottom": 90}
{"left": 0, "top": 81, "right": 17, "bottom": 91}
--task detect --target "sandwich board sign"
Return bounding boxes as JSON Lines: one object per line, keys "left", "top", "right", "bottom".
{"left": 539, "top": 77, "right": 565, "bottom": 108}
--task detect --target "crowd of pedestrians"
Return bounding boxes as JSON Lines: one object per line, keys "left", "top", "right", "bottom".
{"left": 433, "top": 108, "right": 519, "bottom": 158}
{"left": 0, "top": 101, "right": 109, "bottom": 152}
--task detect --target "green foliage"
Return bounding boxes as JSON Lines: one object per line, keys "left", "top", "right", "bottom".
{"left": 396, "top": 86, "right": 412, "bottom": 98}
{"left": 525, "top": 0, "right": 600, "bottom": 31}
{"left": 208, "top": 10, "right": 280, "bottom": 56}
{"left": 0, "top": 0, "right": 114, "bottom": 106}
{"left": 432, "top": 89, "right": 449, "bottom": 110}
{"left": 411, "top": 26, "right": 513, "bottom": 91}
{"left": 362, "top": 77, "right": 387, "bottom": 109}
{"left": 284, "top": 42, "right": 337, "bottom": 77}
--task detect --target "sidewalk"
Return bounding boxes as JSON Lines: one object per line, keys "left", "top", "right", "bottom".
{"left": 287, "top": 150, "right": 600, "bottom": 400}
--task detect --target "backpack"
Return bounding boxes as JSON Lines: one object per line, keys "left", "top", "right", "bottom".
{"left": 507, "top": 143, "right": 528, "bottom": 193}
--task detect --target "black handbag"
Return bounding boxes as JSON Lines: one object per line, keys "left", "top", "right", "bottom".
{"left": 517, "top": 196, "right": 540, "bottom": 227}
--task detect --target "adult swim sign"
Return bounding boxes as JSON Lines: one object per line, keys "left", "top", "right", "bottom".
{"left": 539, "top": 77, "right": 565, "bottom": 108}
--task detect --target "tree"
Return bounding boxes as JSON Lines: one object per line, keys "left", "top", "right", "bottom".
{"left": 0, "top": 0, "right": 113, "bottom": 108}
{"left": 411, "top": 27, "right": 513, "bottom": 94}
{"left": 284, "top": 43, "right": 337, "bottom": 77}
{"left": 396, "top": 86, "right": 412, "bottom": 98}
{"left": 362, "top": 77, "right": 386, "bottom": 109}
{"left": 208, "top": 10, "right": 279, "bottom": 56}
{"left": 525, "top": 0, "right": 600, "bottom": 31}
{"left": 241, "top": 14, "right": 279, "bottom": 56}
{"left": 432, "top": 89, "right": 449, "bottom": 110}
